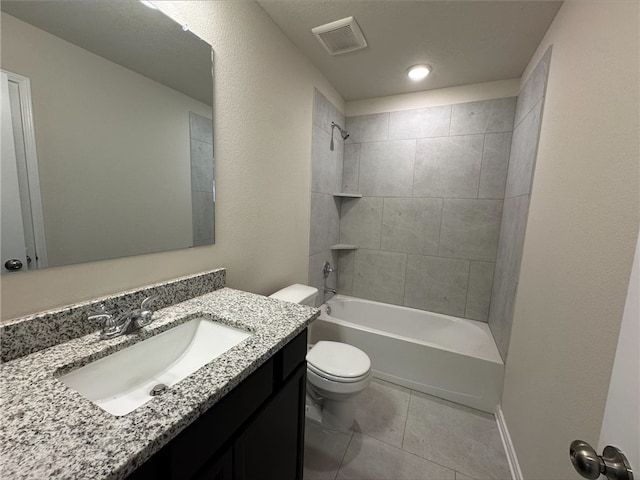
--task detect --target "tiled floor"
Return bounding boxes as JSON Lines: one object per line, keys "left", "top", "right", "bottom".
{"left": 304, "top": 378, "right": 511, "bottom": 480}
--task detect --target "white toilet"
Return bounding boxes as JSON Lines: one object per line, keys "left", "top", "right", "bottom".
{"left": 269, "top": 284, "right": 372, "bottom": 431}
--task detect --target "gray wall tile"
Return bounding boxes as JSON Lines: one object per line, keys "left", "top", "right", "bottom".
{"left": 311, "top": 124, "right": 339, "bottom": 194}
{"left": 488, "top": 50, "right": 550, "bottom": 360}
{"left": 439, "top": 199, "right": 502, "bottom": 261}
{"left": 313, "top": 88, "right": 331, "bottom": 131}
{"left": 488, "top": 266, "right": 518, "bottom": 361}
{"left": 388, "top": 105, "right": 451, "bottom": 140}
{"left": 359, "top": 140, "right": 416, "bottom": 197}
{"left": 514, "top": 46, "right": 552, "bottom": 127}
{"left": 309, "top": 250, "right": 338, "bottom": 307}
{"left": 342, "top": 143, "right": 361, "bottom": 193}
{"left": 340, "top": 197, "right": 383, "bottom": 250}
{"left": 191, "top": 191, "right": 214, "bottom": 246}
{"left": 505, "top": 100, "right": 543, "bottom": 198}
{"left": 189, "top": 112, "right": 212, "bottom": 144}
{"left": 337, "top": 250, "right": 355, "bottom": 296}
{"left": 413, "top": 135, "right": 484, "bottom": 198}
{"left": 313, "top": 88, "right": 345, "bottom": 134}
{"left": 381, "top": 198, "right": 442, "bottom": 255}
{"left": 309, "top": 90, "right": 346, "bottom": 302}
{"left": 450, "top": 97, "right": 516, "bottom": 136}
{"left": 495, "top": 194, "right": 530, "bottom": 282}
{"left": 404, "top": 254, "right": 470, "bottom": 316}
{"left": 465, "top": 261, "right": 495, "bottom": 322}
{"left": 332, "top": 94, "right": 523, "bottom": 322}
{"left": 346, "top": 113, "right": 389, "bottom": 143}
{"left": 310, "top": 193, "right": 340, "bottom": 255}
{"left": 479, "top": 132, "right": 511, "bottom": 199}
{"left": 353, "top": 249, "right": 407, "bottom": 305}
{"left": 190, "top": 139, "right": 214, "bottom": 192}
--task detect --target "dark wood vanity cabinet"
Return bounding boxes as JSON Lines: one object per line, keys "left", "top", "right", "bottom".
{"left": 128, "top": 329, "right": 307, "bottom": 480}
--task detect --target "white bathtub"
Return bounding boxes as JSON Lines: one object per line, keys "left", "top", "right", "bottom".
{"left": 309, "top": 295, "right": 504, "bottom": 413}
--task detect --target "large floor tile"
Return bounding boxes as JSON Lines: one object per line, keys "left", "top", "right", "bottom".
{"left": 337, "top": 433, "right": 455, "bottom": 480}
{"left": 353, "top": 379, "right": 410, "bottom": 448}
{"left": 304, "top": 420, "right": 353, "bottom": 480}
{"left": 402, "top": 392, "right": 511, "bottom": 480}
{"left": 455, "top": 473, "right": 477, "bottom": 480}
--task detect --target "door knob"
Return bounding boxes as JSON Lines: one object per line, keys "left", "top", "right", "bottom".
{"left": 4, "top": 259, "right": 23, "bottom": 271}
{"left": 570, "top": 440, "right": 634, "bottom": 480}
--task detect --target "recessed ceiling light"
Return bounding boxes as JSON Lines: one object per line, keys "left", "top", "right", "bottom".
{"left": 407, "top": 64, "right": 431, "bottom": 81}
{"left": 140, "top": 1, "right": 158, "bottom": 10}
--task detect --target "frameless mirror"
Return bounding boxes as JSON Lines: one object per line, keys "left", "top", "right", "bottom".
{"left": 0, "top": 1, "right": 214, "bottom": 274}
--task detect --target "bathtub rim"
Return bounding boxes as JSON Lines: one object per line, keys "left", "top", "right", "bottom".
{"left": 319, "top": 294, "right": 503, "bottom": 365}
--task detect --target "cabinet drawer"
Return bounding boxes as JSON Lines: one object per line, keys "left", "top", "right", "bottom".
{"left": 280, "top": 329, "right": 307, "bottom": 381}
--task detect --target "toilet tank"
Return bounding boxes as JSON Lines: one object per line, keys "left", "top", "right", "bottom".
{"left": 269, "top": 284, "right": 318, "bottom": 306}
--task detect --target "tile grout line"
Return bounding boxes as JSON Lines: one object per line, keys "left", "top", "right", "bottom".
{"left": 477, "top": 133, "right": 486, "bottom": 199}
{"left": 333, "top": 429, "right": 355, "bottom": 480}
{"left": 463, "top": 260, "right": 473, "bottom": 319}
{"left": 357, "top": 430, "right": 459, "bottom": 478}
{"left": 401, "top": 388, "right": 412, "bottom": 450}
{"left": 400, "top": 389, "right": 486, "bottom": 479}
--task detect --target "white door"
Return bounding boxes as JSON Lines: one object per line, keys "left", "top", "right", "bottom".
{"left": 598, "top": 231, "right": 639, "bottom": 470}
{"left": 1, "top": 71, "right": 28, "bottom": 273}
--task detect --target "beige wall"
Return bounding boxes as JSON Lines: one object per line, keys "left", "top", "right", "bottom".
{"left": 1, "top": 1, "right": 344, "bottom": 321}
{"left": 346, "top": 78, "right": 519, "bottom": 116}
{"left": 2, "top": 13, "right": 210, "bottom": 266}
{"left": 501, "top": 2, "right": 639, "bottom": 478}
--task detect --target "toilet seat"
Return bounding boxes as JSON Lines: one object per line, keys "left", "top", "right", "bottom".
{"left": 306, "top": 341, "right": 371, "bottom": 383}
{"left": 307, "top": 363, "right": 370, "bottom": 383}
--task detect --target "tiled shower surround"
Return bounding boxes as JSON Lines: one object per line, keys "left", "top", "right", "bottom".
{"left": 489, "top": 47, "right": 552, "bottom": 359}
{"left": 308, "top": 89, "right": 344, "bottom": 303}
{"left": 338, "top": 97, "right": 516, "bottom": 321}
{"left": 309, "top": 57, "right": 550, "bottom": 337}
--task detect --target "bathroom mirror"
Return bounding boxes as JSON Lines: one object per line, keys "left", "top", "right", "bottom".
{"left": 0, "top": 1, "right": 214, "bottom": 273}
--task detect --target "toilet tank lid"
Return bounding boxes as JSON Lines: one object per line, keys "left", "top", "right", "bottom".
{"left": 269, "top": 284, "right": 318, "bottom": 304}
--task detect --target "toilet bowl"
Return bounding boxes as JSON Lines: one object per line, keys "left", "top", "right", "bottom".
{"left": 305, "top": 340, "right": 371, "bottom": 431}
{"left": 269, "top": 284, "right": 372, "bottom": 431}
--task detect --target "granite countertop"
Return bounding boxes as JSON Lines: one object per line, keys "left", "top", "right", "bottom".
{"left": 0, "top": 287, "right": 319, "bottom": 480}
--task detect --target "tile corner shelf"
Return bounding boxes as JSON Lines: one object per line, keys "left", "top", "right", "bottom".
{"left": 330, "top": 244, "right": 358, "bottom": 251}
{"left": 332, "top": 192, "right": 362, "bottom": 198}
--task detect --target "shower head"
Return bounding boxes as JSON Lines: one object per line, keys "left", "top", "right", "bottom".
{"left": 331, "top": 121, "right": 350, "bottom": 140}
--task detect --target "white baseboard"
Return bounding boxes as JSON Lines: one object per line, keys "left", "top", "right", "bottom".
{"left": 495, "top": 406, "right": 523, "bottom": 480}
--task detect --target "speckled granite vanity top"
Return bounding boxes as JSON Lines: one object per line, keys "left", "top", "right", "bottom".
{"left": 0, "top": 287, "right": 319, "bottom": 480}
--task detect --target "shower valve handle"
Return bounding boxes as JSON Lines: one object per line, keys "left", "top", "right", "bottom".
{"left": 322, "top": 261, "right": 334, "bottom": 279}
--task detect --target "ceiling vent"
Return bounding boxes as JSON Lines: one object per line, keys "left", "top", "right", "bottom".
{"left": 312, "top": 16, "right": 368, "bottom": 56}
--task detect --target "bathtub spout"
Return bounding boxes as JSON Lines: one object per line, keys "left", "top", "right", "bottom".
{"left": 324, "top": 287, "right": 337, "bottom": 295}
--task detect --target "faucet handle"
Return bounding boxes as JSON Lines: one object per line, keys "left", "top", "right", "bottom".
{"left": 88, "top": 303, "right": 111, "bottom": 321}
{"left": 140, "top": 295, "right": 160, "bottom": 310}
{"left": 140, "top": 295, "right": 158, "bottom": 311}
{"left": 137, "top": 295, "right": 159, "bottom": 327}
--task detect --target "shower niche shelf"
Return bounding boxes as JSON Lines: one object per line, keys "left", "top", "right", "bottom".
{"left": 332, "top": 193, "right": 362, "bottom": 198}
{"left": 330, "top": 244, "right": 358, "bottom": 251}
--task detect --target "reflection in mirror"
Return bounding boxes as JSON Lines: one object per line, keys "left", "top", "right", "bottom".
{"left": 0, "top": 1, "right": 214, "bottom": 274}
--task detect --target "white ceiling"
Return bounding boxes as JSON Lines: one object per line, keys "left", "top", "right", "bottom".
{"left": 258, "top": 1, "right": 563, "bottom": 101}
{"left": 1, "top": 1, "right": 213, "bottom": 105}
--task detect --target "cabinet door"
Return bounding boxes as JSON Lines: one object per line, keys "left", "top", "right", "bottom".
{"left": 192, "top": 444, "right": 232, "bottom": 480}
{"left": 233, "top": 363, "right": 306, "bottom": 480}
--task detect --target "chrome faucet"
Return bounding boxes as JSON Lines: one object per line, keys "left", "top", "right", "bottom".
{"left": 324, "top": 287, "right": 337, "bottom": 295}
{"left": 89, "top": 296, "right": 159, "bottom": 340}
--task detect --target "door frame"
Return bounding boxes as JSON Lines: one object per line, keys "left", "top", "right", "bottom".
{"left": 3, "top": 69, "right": 48, "bottom": 269}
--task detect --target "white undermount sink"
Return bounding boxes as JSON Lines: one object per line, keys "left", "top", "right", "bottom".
{"left": 59, "top": 318, "right": 252, "bottom": 416}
